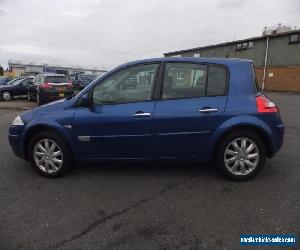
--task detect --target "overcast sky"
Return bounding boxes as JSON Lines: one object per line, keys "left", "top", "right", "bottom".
{"left": 0, "top": 0, "right": 299, "bottom": 70}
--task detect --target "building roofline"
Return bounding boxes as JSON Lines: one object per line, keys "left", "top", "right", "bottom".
{"left": 8, "top": 61, "right": 107, "bottom": 72}
{"left": 164, "top": 29, "right": 300, "bottom": 55}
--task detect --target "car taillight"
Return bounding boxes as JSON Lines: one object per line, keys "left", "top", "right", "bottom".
{"left": 40, "top": 82, "right": 51, "bottom": 89}
{"left": 256, "top": 95, "right": 279, "bottom": 113}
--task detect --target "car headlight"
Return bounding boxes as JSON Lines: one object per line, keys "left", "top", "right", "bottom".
{"left": 12, "top": 115, "right": 24, "bottom": 126}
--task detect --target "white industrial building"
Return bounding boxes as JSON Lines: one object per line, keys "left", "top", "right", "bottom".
{"left": 8, "top": 60, "right": 107, "bottom": 77}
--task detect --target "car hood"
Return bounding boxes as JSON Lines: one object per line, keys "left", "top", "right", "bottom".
{"left": 0, "top": 84, "right": 11, "bottom": 89}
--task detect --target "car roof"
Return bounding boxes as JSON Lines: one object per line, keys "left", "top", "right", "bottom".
{"left": 118, "top": 57, "right": 253, "bottom": 68}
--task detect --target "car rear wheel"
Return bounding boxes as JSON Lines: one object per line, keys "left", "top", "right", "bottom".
{"left": 1, "top": 91, "right": 12, "bottom": 101}
{"left": 37, "top": 93, "right": 44, "bottom": 105}
{"left": 28, "top": 130, "right": 73, "bottom": 177}
{"left": 215, "top": 129, "right": 266, "bottom": 181}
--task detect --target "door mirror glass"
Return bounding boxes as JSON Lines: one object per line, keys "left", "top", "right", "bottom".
{"left": 92, "top": 64, "right": 159, "bottom": 105}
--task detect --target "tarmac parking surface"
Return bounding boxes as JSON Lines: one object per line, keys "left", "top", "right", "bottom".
{"left": 0, "top": 92, "right": 299, "bottom": 249}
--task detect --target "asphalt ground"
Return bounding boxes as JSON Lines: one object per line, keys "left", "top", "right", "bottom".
{"left": 0, "top": 92, "right": 299, "bottom": 249}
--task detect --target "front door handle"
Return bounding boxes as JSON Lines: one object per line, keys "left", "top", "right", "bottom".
{"left": 198, "top": 108, "right": 218, "bottom": 113}
{"left": 133, "top": 112, "right": 151, "bottom": 117}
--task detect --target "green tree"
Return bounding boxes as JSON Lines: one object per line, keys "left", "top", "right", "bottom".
{"left": 0, "top": 65, "right": 3, "bottom": 76}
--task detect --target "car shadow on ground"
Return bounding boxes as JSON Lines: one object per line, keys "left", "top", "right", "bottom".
{"left": 69, "top": 160, "right": 222, "bottom": 180}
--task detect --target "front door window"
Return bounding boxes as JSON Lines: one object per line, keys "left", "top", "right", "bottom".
{"left": 93, "top": 64, "right": 159, "bottom": 105}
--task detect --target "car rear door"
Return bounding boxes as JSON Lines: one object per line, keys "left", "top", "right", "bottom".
{"left": 73, "top": 63, "right": 160, "bottom": 160}
{"left": 20, "top": 78, "right": 33, "bottom": 95}
{"left": 152, "top": 62, "right": 228, "bottom": 159}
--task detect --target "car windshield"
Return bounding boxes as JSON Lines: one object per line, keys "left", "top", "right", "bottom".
{"left": 45, "top": 76, "right": 68, "bottom": 83}
{"left": 5, "top": 78, "right": 23, "bottom": 85}
{"left": 78, "top": 74, "right": 97, "bottom": 81}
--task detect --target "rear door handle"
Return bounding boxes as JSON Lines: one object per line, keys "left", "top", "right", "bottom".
{"left": 198, "top": 108, "right": 218, "bottom": 113}
{"left": 133, "top": 112, "right": 151, "bottom": 117}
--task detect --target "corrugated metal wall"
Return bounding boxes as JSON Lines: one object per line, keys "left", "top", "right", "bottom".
{"left": 166, "top": 33, "right": 300, "bottom": 67}
{"left": 268, "top": 35, "right": 300, "bottom": 66}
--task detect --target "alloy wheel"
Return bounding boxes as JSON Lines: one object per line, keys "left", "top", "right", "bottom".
{"left": 33, "top": 139, "right": 63, "bottom": 174}
{"left": 2, "top": 91, "right": 12, "bottom": 101}
{"left": 224, "top": 137, "right": 259, "bottom": 176}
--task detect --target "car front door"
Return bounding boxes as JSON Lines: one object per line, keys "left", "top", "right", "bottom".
{"left": 152, "top": 62, "right": 228, "bottom": 159}
{"left": 73, "top": 63, "right": 160, "bottom": 160}
{"left": 13, "top": 79, "right": 27, "bottom": 96}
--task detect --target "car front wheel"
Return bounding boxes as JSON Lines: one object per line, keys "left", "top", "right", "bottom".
{"left": 215, "top": 129, "right": 266, "bottom": 181}
{"left": 1, "top": 91, "right": 12, "bottom": 101}
{"left": 28, "top": 130, "right": 73, "bottom": 177}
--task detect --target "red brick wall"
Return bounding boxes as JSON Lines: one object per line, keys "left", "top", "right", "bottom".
{"left": 255, "top": 66, "right": 300, "bottom": 92}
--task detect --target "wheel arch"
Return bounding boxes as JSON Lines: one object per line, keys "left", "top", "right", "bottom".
{"left": 23, "top": 123, "right": 75, "bottom": 161}
{"left": 211, "top": 124, "right": 274, "bottom": 160}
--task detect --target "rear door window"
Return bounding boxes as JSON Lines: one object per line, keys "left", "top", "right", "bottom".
{"left": 206, "top": 65, "right": 227, "bottom": 96}
{"left": 46, "top": 76, "right": 68, "bottom": 84}
{"left": 162, "top": 63, "right": 227, "bottom": 99}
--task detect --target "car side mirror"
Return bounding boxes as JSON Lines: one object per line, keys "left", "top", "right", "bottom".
{"left": 79, "top": 93, "right": 91, "bottom": 107}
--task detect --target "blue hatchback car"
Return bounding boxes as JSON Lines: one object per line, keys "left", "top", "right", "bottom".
{"left": 8, "top": 57, "right": 284, "bottom": 180}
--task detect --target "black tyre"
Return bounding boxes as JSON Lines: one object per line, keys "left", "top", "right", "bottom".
{"left": 215, "top": 129, "right": 266, "bottom": 181}
{"left": 28, "top": 130, "right": 73, "bottom": 177}
{"left": 27, "top": 91, "right": 33, "bottom": 102}
{"left": 37, "top": 93, "right": 44, "bottom": 105}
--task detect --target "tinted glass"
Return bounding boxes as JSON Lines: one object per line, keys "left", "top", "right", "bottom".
{"left": 10, "top": 79, "right": 24, "bottom": 86}
{"left": 22, "top": 78, "right": 33, "bottom": 85}
{"left": 5, "top": 78, "right": 22, "bottom": 85}
{"left": 78, "top": 74, "right": 97, "bottom": 82}
{"left": 162, "top": 63, "right": 207, "bottom": 99}
{"left": 93, "top": 64, "right": 158, "bottom": 105}
{"left": 206, "top": 65, "right": 227, "bottom": 96}
{"left": 45, "top": 76, "right": 68, "bottom": 83}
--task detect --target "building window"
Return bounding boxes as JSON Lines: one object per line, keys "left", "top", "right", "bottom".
{"left": 236, "top": 41, "right": 254, "bottom": 50}
{"left": 290, "top": 33, "right": 300, "bottom": 44}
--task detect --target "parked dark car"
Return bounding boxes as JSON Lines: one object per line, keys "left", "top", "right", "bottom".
{"left": 71, "top": 73, "right": 98, "bottom": 90}
{"left": 8, "top": 57, "right": 284, "bottom": 180}
{"left": 28, "top": 73, "right": 74, "bottom": 105}
{"left": 0, "top": 77, "right": 34, "bottom": 101}
{"left": 0, "top": 76, "right": 13, "bottom": 85}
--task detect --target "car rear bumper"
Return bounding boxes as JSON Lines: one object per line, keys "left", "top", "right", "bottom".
{"left": 39, "top": 90, "right": 74, "bottom": 101}
{"left": 258, "top": 113, "right": 285, "bottom": 158}
{"left": 273, "top": 123, "right": 284, "bottom": 155}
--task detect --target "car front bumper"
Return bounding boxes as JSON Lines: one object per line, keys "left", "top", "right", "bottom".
{"left": 8, "top": 125, "right": 25, "bottom": 159}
